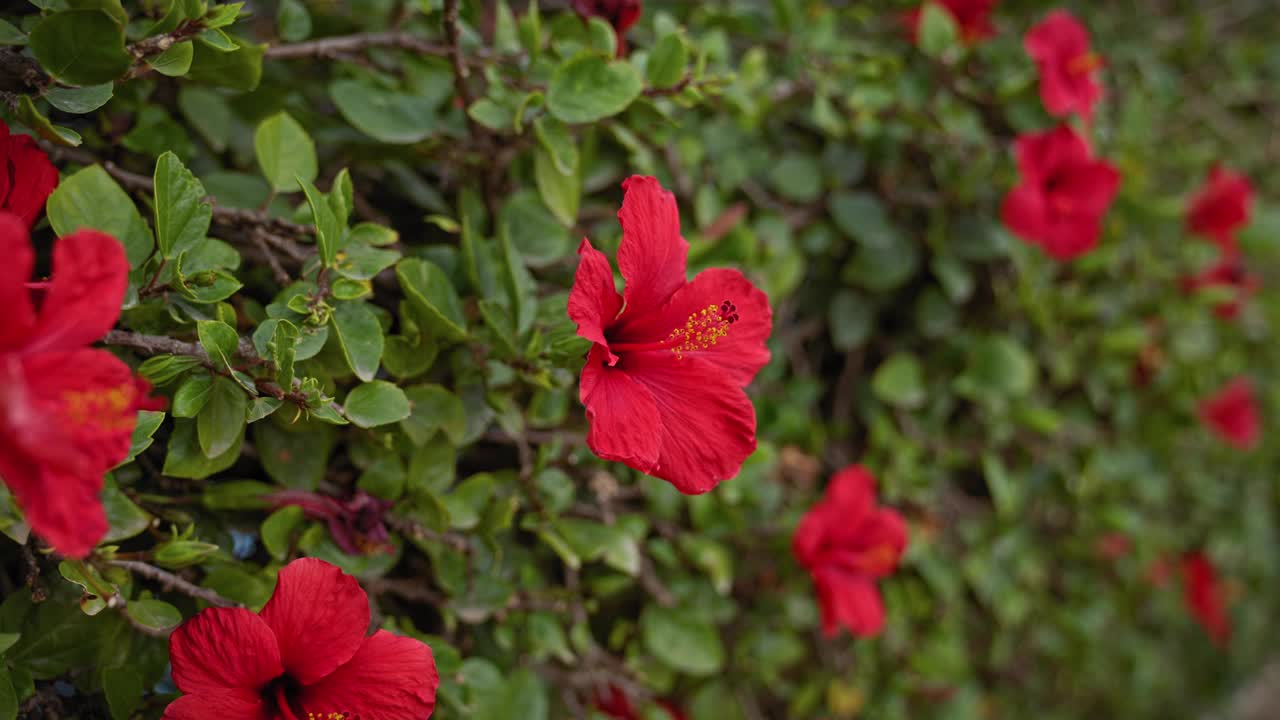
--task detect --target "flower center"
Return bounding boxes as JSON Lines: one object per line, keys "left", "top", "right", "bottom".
{"left": 1068, "top": 51, "right": 1102, "bottom": 75}
{"left": 59, "top": 384, "right": 138, "bottom": 432}
{"left": 608, "top": 300, "right": 740, "bottom": 359}
{"left": 266, "top": 676, "right": 360, "bottom": 720}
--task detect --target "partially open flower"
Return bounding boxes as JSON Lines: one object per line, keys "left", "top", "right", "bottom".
{"left": 268, "top": 489, "right": 395, "bottom": 556}
{"left": 1025, "top": 10, "right": 1103, "bottom": 120}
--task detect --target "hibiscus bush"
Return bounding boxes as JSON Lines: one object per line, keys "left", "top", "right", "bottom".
{"left": 1, "top": 0, "right": 1278, "bottom": 718}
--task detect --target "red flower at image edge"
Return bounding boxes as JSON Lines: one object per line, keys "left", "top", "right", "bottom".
{"left": 1025, "top": 10, "right": 1103, "bottom": 120}
{"left": 595, "top": 685, "right": 688, "bottom": 720}
{"left": 1181, "top": 552, "right": 1231, "bottom": 647}
{"left": 568, "top": 176, "right": 772, "bottom": 494}
{"left": 1181, "top": 255, "right": 1259, "bottom": 320}
{"left": 1199, "top": 377, "right": 1261, "bottom": 450}
{"left": 793, "top": 465, "right": 908, "bottom": 638}
{"left": 907, "top": 0, "right": 998, "bottom": 46}
{"left": 572, "top": 0, "right": 641, "bottom": 54}
{"left": 165, "top": 558, "right": 438, "bottom": 720}
{"left": 1186, "top": 166, "right": 1253, "bottom": 252}
{"left": 0, "top": 120, "right": 58, "bottom": 226}
{"left": 1001, "top": 124, "right": 1121, "bottom": 260}
{"left": 0, "top": 213, "right": 162, "bottom": 558}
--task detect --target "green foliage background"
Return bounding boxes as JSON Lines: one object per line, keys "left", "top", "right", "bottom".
{"left": 0, "top": 0, "right": 1277, "bottom": 718}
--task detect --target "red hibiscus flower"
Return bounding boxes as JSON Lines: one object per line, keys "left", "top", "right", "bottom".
{"left": 1025, "top": 10, "right": 1103, "bottom": 120}
{"left": 1199, "top": 377, "right": 1261, "bottom": 450}
{"left": 595, "top": 685, "right": 687, "bottom": 720}
{"left": 0, "top": 120, "right": 58, "bottom": 227}
{"left": 267, "top": 489, "right": 395, "bottom": 556}
{"left": 568, "top": 176, "right": 772, "bottom": 494}
{"left": 572, "top": 0, "right": 642, "bottom": 54}
{"left": 0, "top": 213, "right": 161, "bottom": 558}
{"left": 1001, "top": 124, "right": 1121, "bottom": 260}
{"left": 1186, "top": 166, "right": 1253, "bottom": 252}
{"left": 1181, "top": 552, "right": 1231, "bottom": 647}
{"left": 165, "top": 557, "right": 438, "bottom": 720}
{"left": 793, "top": 465, "right": 909, "bottom": 638}
{"left": 906, "top": 0, "right": 998, "bottom": 46}
{"left": 1181, "top": 254, "right": 1259, "bottom": 320}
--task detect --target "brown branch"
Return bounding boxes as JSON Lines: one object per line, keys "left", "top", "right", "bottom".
{"left": 443, "top": 0, "right": 482, "bottom": 139}
{"left": 386, "top": 514, "right": 472, "bottom": 554}
{"left": 0, "top": 49, "right": 51, "bottom": 94}
{"left": 107, "top": 560, "right": 241, "bottom": 608}
{"left": 124, "top": 21, "right": 206, "bottom": 81}
{"left": 265, "top": 31, "right": 452, "bottom": 60}
{"left": 103, "top": 330, "right": 211, "bottom": 361}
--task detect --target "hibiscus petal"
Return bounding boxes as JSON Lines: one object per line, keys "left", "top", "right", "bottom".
{"left": 4, "top": 135, "right": 58, "bottom": 228}
{"left": 1014, "top": 125, "right": 1092, "bottom": 181}
{"left": 162, "top": 689, "right": 273, "bottom": 720}
{"left": 581, "top": 344, "right": 663, "bottom": 473}
{"left": 825, "top": 465, "right": 877, "bottom": 513}
{"left": 1000, "top": 184, "right": 1048, "bottom": 243}
{"left": 612, "top": 268, "right": 772, "bottom": 387}
{"left": 27, "top": 230, "right": 129, "bottom": 354}
{"left": 623, "top": 352, "right": 757, "bottom": 494}
{"left": 1040, "top": 215, "right": 1101, "bottom": 260}
{"left": 297, "top": 630, "right": 439, "bottom": 720}
{"left": 0, "top": 121, "right": 12, "bottom": 207}
{"left": 259, "top": 557, "right": 371, "bottom": 686}
{"left": 568, "top": 238, "right": 622, "bottom": 360}
{"left": 1057, "top": 161, "right": 1121, "bottom": 216}
{"left": 1024, "top": 10, "right": 1089, "bottom": 63}
{"left": 169, "top": 608, "right": 283, "bottom": 696}
{"left": 0, "top": 212, "right": 35, "bottom": 352}
{"left": 815, "top": 570, "right": 886, "bottom": 638}
{"left": 615, "top": 176, "right": 688, "bottom": 327}
{"left": 0, "top": 458, "right": 106, "bottom": 558}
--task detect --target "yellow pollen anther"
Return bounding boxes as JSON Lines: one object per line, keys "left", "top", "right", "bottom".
{"left": 60, "top": 384, "right": 136, "bottom": 431}
{"left": 666, "top": 303, "right": 735, "bottom": 359}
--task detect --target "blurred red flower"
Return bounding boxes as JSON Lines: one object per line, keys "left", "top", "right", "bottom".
{"left": 568, "top": 176, "right": 772, "bottom": 494}
{"left": 1025, "top": 10, "right": 1103, "bottom": 120}
{"left": 572, "top": 0, "right": 642, "bottom": 54}
{"left": 268, "top": 489, "right": 395, "bottom": 556}
{"left": 793, "top": 465, "right": 908, "bottom": 638}
{"left": 165, "top": 558, "right": 438, "bottom": 719}
{"left": 1181, "top": 552, "right": 1231, "bottom": 647}
{"left": 1094, "top": 532, "right": 1132, "bottom": 560}
{"left": 0, "top": 213, "right": 162, "bottom": 558}
{"left": 1199, "top": 377, "right": 1261, "bottom": 450}
{"left": 1181, "top": 254, "right": 1259, "bottom": 320}
{"left": 1187, "top": 166, "right": 1253, "bottom": 252}
{"left": 906, "top": 0, "right": 998, "bottom": 46}
{"left": 1001, "top": 124, "right": 1121, "bottom": 260}
{"left": 595, "top": 685, "right": 687, "bottom": 720}
{"left": 0, "top": 120, "right": 58, "bottom": 227}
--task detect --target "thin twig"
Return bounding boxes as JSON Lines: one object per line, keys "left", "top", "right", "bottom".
{"left": 386, "top": 515, "right": 471, "bottom": 554}
{"left": 107, "top": 560, "right": 241, "bottom": 608}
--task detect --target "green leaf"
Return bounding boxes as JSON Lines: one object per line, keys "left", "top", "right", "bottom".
{"left": 254, "top": 111, "right": 317, "bottom": 193}
{"left": 198, "top": 320, "right": 240, "bottom": 369}
{"left": 172, "top": 374, "right": 214, "bottom": 418}
{"left": 329, "top": 80, "right": 439, "bottom": 144}
{"left": 48, "top": 165, "right": 154, "bottom": 267}
{"left": 164, "top": 418, "right": 242, "bottom": 479}
{"left": 872, "top": 353, "right": 927, "bottom": 409}
{"left": 254, "top": 420, "right": 334, "bottom": 490}
{"left": 500, "top": 190, "right": 570, "bottom": 267}
{"left": 261, "top": 505, "right": 304, "bottom": 561}
{"left": 0, "top": 19, "right": 26, "bottom": 46}
{"left": 298, "top": 177, "right": 339, "bottom": 267}
{"left": 14, "top": 95, "right": 81, "bottom": 147}
{"left": 646, "top": 33, "right": 688, "bottom": 89}
{"left": 473, "top": 669, "right": 549, "bottom": 720}
{"left": 30, "top": 11, "right": 131, "bottom": 86}
{"left": 154, "top": 151, "right": 213, "bottom": 259}
{"left": 546, "top": 52, "right": 643, "bottom": 124}
{"left": 769, "top": 153, "right": 822, "bottom": 203}
{"left": 270, "top": 319, "right": 298, "bottom": 390}
{"left": 204, "top": 2, "right": 243, "bottom": 29}
{"left": 100, "top": 481, "right": 153, "bottom": 543}
{"left": 148, "top": 40, "right": 194, "bottom": 76}
{"left": 335, "top": 243, "right": 401, "bottom": 281}
{"left": 198, "top": 376, "right": 248, "bottom": 458}
{"left": 102, "top": 666, "right": 143, "bottom": 720}
{"left": 44, "top": 83, "right": 113, "bottom": 114}
{"left": 178, "top": 87, "right": 233, "bottom": 152}
{"left": 276, "top": 0, "right": 312, "bottom": 42}
{"left": 533, "top": 146, "right": 579, "bottom": 226}
{"left": 118, "top": 410, "right": 165, "bottom": 467}
{"left": 201, "top": 480, "right": 273, "bottom": 509}
{"left": 919, "top": 1, "right": 960, "bottom": 58}
{"left": 828, "top": 290, "right": 872, "bottom": 351}
{"left": 641, "top": 605, "right": 724, "bottom": 676}
{"left": 957, "top": 335, "right": 1037, "bottom": 399}
{"left": 396, "top": 258, "right": 468, "bottom": 343}
{"left": 344, "top": 381, "right": 412, "bottom": 428}
{"left": 188, "top": 36, "right": 264, "bottom": 90}
{"left": 828, "top": 191, "right": 901, "bottom": 248}
{"left": 330, "top": 301, "right": 384, "bottom": 382}
{"left": 533, "top": 115, "right": 578, "bottom": 175}
{"left": 401, "top": 384, "right": 467, "bottom": 445}
{"left": 124, "top": 599, "right": 182, "bottom": 632}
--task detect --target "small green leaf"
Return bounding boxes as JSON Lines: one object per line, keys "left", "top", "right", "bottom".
{"left": 0, "top": 19, "right": 26, "bottom": 46}
{"left": 872, "top": 353, "right": 927, "bottom": 409}
{"left": 188, "top": 36, "right": 264, "bottom": 90}
{"left": 172, "top": 374, "right": 214, "bottom": 418}
{"left": 276, "top": 0, "right": 312, "bottom": 42}
{"left": 401, "top": 384, "right": 467, "bottom": 445}
{"left": 262, "top": 505, "right": 304, "bottom": 561}
{"left": 125, "top": 599, "right": 183, "bottom": 632}
{"left": 102, "top": 666, "right": 143, "bottom": 720}
{"left": 44, "top": 83, "right": 113, "bottom": 114}
{"left": 14, "top": 95, "right": 81, "bottom": 147}
{"left": 329, "top": 80, "right": 439, "bottom": 144}
{"left": 344, "top": 381, "right": 412, "bottom": 428}
{"left": 148, "top": 40, "right": 194, "bottom": 76}
{"left": 154, "top": 151, "right": 213, "bottom": 259}
{"left": 117, "top": 410, "right": 166, "bottom": 467}
{"left": 546, "top": 52, "right": 643, "bottom": 124}
{"left": 254, "top": 111, "right": 317, "bottom": 193}
{"left": 330, "top": 301, "right": 384, "bottom": 382}
{"left": 30, "top": 11, "right": 131, "bottom": 86}
{"left": 396, "top": 258, "right": 468, "bottom": 343}
{"left": 270, "top": 319, "right": 299, "bottom": 390}
{"left": 533, "top": 146, "right": 579, "bottom": 226}
{"left": 919, "top": 1, "right": 960, "bottom": 58}
{"left": 101, "top": 481, "right": 153, "bottom": 543}
{"left": 198, "top": 376, "right": 248, "bottom": 458}
{"left": 298, "top": 177, "right": 339, "bottom": 267}
{"left": 646, "top": 33, "right": 688, "bottom": 89}
{"left": 197, "top": 320, "right": 240, "bottom": 369}
{"left": 641, "top": 606, "right": 724, "bottom": 676}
